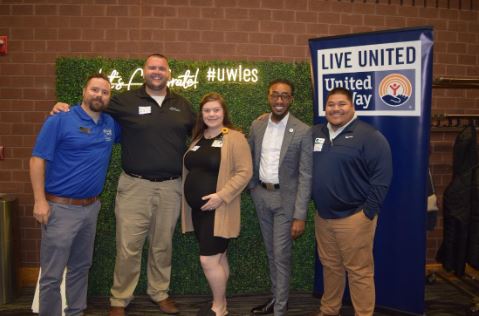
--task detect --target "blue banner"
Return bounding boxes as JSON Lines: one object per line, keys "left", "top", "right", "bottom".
{"left": 309, "top": 27, "right": 434, "bottom": 315}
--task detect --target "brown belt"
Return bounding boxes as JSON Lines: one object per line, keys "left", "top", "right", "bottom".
{"left": 45, "top": 193, "right": 98, "bottom": 206}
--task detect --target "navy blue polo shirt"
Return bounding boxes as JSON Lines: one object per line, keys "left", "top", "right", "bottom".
{"left": 312, "top": 119, "right": 392, "bottom": 220}
{"left": 32, "top": 105, "right": 120, "bottom": 198}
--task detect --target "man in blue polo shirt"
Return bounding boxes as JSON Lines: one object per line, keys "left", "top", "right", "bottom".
{"left": 30, "top": 73, "right": 119, "bottom": 316}
{"left": 312, "top": 87, "right": 392, "bottom": 316}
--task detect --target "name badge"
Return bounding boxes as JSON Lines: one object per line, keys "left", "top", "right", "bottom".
{"left": 212, "top": 140, "right": 223, "bottom": 147}
{"left": 79, "top": 127, "right": 91, "bottom": 134}
{"left": 139, "top": 106, "right": 151, "bottom": 115}
{"left": 314, "top": 137, "right": 325, "bottom": 152}
{"left": 314, "top": 143, "right": 323, "bottom": 152}
{"left": 190, "top": 145, "right": 200, "bottom": 151}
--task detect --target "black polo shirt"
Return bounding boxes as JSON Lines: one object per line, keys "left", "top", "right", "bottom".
{"left": 107, "top": 85, "right": 195, "bottom": 178}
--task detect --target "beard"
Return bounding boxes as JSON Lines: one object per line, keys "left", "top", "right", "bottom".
{"left": 271, "top": 109, "right": 288, "bottom": 122}
{"left": 145, "top": 76, "right": 168, "bottom": 92}
{"left": 88, "top": 97, "right": 107, "bottom": 112}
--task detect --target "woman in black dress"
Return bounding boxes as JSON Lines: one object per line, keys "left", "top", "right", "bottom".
{"left": 182, "top": 93, "right": 252, "bottom": 316}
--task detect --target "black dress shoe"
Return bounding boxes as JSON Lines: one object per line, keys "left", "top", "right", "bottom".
{"left": 197, "top": 304, "right": 216, "bottom": 316}
{"left": 251, "top": 298, "right": 275, "bottom": 315}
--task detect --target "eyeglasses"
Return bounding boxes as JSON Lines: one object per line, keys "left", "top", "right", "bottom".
{"left": 269, "top": 93, "right": 292, "bottom": 101}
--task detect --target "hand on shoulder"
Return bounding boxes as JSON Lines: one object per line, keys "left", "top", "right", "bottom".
{"left": 50, "top": 102, "right": 70, "bottom": 115}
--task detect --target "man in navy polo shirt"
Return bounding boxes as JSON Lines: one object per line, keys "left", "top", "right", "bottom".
{"left": 312, "top": 87, "right": 392, "bottom": 316}
{"left": 30, "top": 73, "right": 119, "bottom": 316}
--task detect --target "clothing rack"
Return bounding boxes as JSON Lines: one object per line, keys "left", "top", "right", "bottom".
{"left": 427, "top": 77, "right": 479, "bottom": 315}
{"left": 427, "top": 265, "right": 479, "bottom": 314}
{"left": 433, "top": 77, "right": 479, "bottom": 89}
{"left": 431, "top": 114, "right": 479, "bottom": 132}
{"left": 431, "top": 77, "right": 479, "bottom": 131}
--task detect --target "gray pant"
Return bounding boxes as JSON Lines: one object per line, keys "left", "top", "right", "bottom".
{"left": 39, "top": 201, "right": 100, "bottom": 316}
{"left": 251, "top": 186, "right": 292, "bottom": 316}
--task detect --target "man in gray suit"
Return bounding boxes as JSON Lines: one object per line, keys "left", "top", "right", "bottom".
{"left": 248, "top": 79, "right": 312, "bottom": 315}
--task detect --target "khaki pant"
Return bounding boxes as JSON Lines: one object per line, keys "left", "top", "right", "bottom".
{"left": 314, "top": 211, "right": 377, "bottom": 316}
{"left": 110, "top": 172, "right": 181, "bottom": 307}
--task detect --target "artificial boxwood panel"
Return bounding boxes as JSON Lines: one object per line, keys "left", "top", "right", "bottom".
{"left": 56, "top": 57, "right": 316, "bottom": 296}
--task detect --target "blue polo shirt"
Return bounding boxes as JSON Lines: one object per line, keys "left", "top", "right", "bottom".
{"left": 32, "top": 105, "right": 120, "bottom": 198}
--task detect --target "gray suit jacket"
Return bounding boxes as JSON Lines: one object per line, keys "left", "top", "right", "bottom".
{"left": 248, "top": 113, "right": 312, "bottom": 220}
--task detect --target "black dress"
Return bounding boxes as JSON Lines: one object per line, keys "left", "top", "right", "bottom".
{"left": 184, "top": 135, "right": 229, "bottom": 256}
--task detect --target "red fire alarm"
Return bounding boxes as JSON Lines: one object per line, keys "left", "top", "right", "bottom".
{"left": 0, "top": 36, "right": 7, "bottom": 55}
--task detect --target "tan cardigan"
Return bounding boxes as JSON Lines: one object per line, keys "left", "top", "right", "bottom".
{"left": 181, "top": 129, "right": 253, "bottom": 238}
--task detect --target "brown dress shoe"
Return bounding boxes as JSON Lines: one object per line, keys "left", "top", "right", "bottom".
{"left": 108, "top": 306, "right": 126, "bottom": 316}
{"left": 156, "top": 297, "right": 179, "bottom": 314}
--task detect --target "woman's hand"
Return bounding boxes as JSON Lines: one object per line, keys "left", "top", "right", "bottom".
{"left": 200, "top": 193, "right": 224, "bottom": 211}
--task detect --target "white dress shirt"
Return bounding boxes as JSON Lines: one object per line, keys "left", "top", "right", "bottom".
{"left": 259, "top": 113, "right": 289, "bottom": 184}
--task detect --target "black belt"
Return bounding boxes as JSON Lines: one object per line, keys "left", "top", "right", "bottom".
{"left": 125, "top": 171, "right": 179, "bottom": 182}
{"left": 259, "top": 181, "right": 280, "bottom": 191}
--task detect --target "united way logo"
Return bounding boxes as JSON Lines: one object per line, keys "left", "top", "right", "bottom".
{"left": 378, "top": 73, "right": 412, "bottom": 107}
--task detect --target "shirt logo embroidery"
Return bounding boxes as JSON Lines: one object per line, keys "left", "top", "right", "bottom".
{"left": 103, "top": 128, "right": 113, "bottom": 142}
{"left": 169, "top": 106, "right": 181, "bottom": 112}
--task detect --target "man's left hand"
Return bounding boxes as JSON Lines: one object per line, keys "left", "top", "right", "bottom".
{"left": 291, "top": 219, "right": 305, "bottom": 240}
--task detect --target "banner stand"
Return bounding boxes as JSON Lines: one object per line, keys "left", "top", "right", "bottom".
{"left": 309, "top": 26, "right": 434, "bottom": 315}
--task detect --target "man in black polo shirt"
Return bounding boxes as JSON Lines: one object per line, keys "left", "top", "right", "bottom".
{"left": 107, "top": 54, "right": 195, "bottom": 316}
{"left": 53, "top": 54, "right": 195, "bottom": 316}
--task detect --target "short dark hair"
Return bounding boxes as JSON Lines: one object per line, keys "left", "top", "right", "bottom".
{"left": 144, "top": 53, "right": 169, "bottom": 66}
{"left": 327, "top": 87, "right": 353, "bottom": 103}
{"left": 84, "top": 73, "right": 110, "bottom": 87}
{"left": 268, "top": 79, "right": 295, "bottom": 96}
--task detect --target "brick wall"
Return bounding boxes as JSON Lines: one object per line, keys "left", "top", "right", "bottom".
{"left": 0, "top": 0, "right": 478, "bottom": 271}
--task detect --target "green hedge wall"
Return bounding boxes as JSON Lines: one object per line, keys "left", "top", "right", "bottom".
{"left": 56, "top": 57, "right": 316, "bottom": 296}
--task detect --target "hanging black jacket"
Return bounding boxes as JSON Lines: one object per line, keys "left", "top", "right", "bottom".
{"left": 467, "top": 164, "right": 479, "bottom": 269}
{"left": 436, "top": 125, "right": 478, "bottom": 276}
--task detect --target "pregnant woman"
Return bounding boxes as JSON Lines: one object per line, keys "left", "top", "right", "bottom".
{"left": 182, "top": 92, "right": 252, "bottom": 316}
